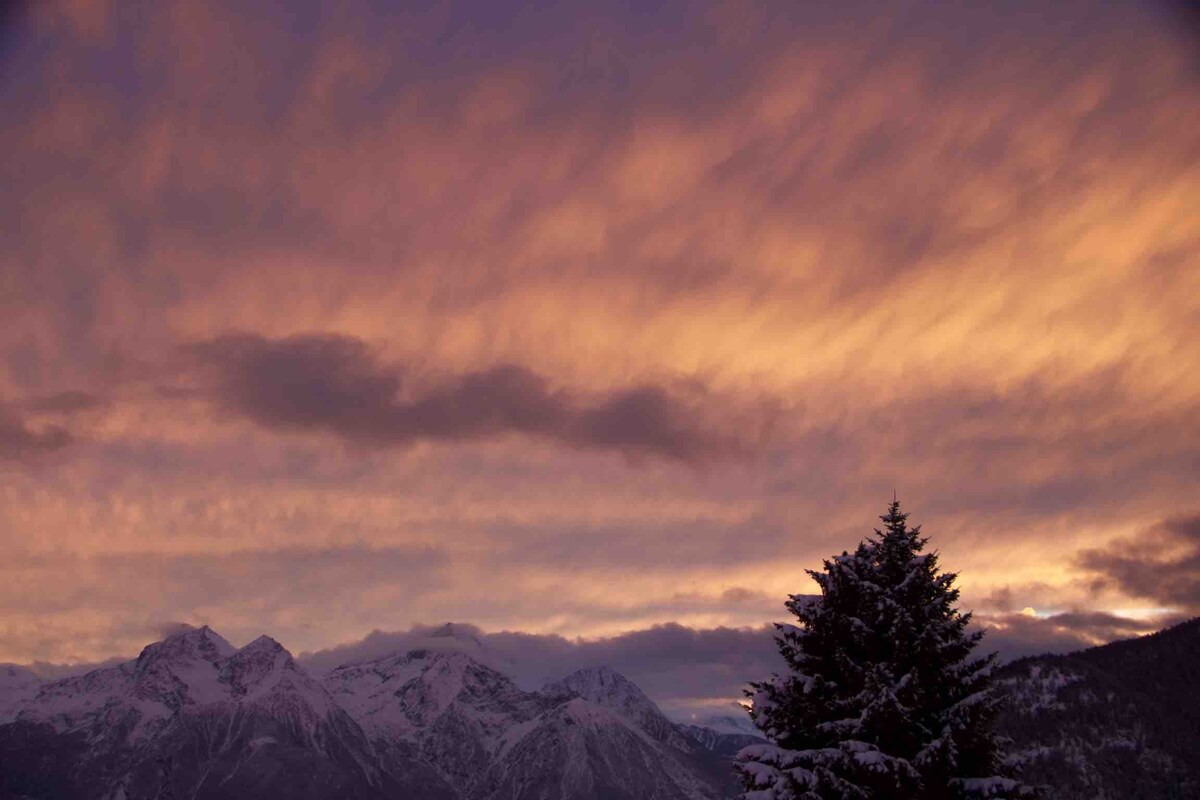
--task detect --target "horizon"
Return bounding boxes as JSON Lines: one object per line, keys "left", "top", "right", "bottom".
{"left": 8, "top": 609, "right": 1196, "bottom": 723}
{"left": 1, "top": 0, "right": 1197, "bottom": 698}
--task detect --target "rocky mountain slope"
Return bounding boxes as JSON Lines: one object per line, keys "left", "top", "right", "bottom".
{"left": 995, "top": 617, "right": 1200, "bottom": 800}
{"left": 0, "top": 626, "right": 757, "bottom": 799}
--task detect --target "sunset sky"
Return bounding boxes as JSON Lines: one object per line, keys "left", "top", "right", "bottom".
{"left": 1, "top": 0, "right": 1197, "bottom": 707}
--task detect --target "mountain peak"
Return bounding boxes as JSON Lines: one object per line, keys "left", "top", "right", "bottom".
{"left": 147, "top": 624, "right": 236, "bottom": 661}
{"left": 218, "top": 635, "right": 328, "bottom": 713}
{"left": 406, "top": 648, "right": 508, "bottom": 694}
{"left": 240, "top": 634, "right": 287, "bottom": 655}
{"left": 429, "top": 622, "right": 481, "bottom": 644}
{"left": 546, "top": 666, "right": 658, "bottom": 718}
{"left": 225, "top": 635, "right": 294, "bottom": 676}
{"left": 546, "top": 665, "right": 691, "bottom": 750}
{"left": 575, "top": 665, "right": 621, "bottom": 679}
{"left": 550, "top": 665, "right": 641, "bottom": 696}
{"left": 133, "top": 625, "right": 237, "bottom": 691}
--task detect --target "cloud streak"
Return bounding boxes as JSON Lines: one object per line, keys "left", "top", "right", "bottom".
{"left": 1078, "top": 514, "right": 1200, "bottom": 610}
{"left": 186, "top": 332, "right": 761, "bottom": 461}
{"left": 0, "top": 406, "right": 72, "bottom": 460}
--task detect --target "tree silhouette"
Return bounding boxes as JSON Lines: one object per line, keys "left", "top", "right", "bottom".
{"left": 736, "top": 500, "right": 1034, "bottom": 799}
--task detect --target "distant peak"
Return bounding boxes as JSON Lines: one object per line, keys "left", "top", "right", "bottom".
{"left": 250, "top": 634, "right": 280, "bottom": 647}
{"left": 587, "top": 665, "right": 620, "bottom": 677}
{"left": 238, "top": 635, "right": 289, "bottom": 657}
{"left": 546, "top": 666, "right": 659, "bottom": 712}
{"left": 428, "top": 622, "right": 483, "bottom": 647}
{"left": 163, "top": 623, "right": 206, "bottom": 637}
{"left": 382, "top": 628, "right": 488, "bottom": 666}
{"left": 547, "top": 665, "right": 686, "bottom": 747}
{"left": 141, "top": 624, "right": 236, "bottom": 663}
{"left": 331, "top": 639, "right": 497, "bottom": 679}
{"left": 161, "top": 624, "right": 196, "bottom": 640}
{"left": 219, "top": 636, "right": 313, "bottom": 702}
{"left": 560, "top": 665, "right": 633, "bottom": 686}
{"left": 429, "top": 623, "right": 458, "bottom": 638}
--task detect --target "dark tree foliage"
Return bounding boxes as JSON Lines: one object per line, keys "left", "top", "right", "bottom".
{"left": 996, "top": 617, "right": 1200, "bottom": 799}
{"left": 736, "top": 501, "right": 1034, "bottom": 799}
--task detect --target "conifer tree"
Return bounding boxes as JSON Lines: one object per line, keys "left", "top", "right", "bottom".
{"left": 736, "top": 500, "right": 1033, "bottom": 799}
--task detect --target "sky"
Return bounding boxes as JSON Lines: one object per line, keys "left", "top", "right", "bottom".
{"left": 0, "top": 0, "right": 1198, "bottom": 714}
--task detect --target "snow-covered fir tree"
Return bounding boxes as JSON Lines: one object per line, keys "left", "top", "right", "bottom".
{"left": 736, "top": 500, "right": 1035, "bottom": 800}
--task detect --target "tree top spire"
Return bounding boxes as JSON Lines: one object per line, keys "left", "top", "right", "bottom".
{"left": 881, "top": 496, "right": 908, "bottom": 528}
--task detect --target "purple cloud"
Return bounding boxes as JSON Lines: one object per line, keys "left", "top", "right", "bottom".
{"left": 187, "top": 332, "right": 757, "bottom": 461}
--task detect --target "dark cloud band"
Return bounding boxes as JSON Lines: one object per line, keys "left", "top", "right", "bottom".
{"left": 186, "top": 332, "right": 757, "bottom": 461}
{"left": 1078, "top": 514, "right": 1200, "bottom": 610}
{"left": 0, "top": 407, "right": 71, "bottom": 460}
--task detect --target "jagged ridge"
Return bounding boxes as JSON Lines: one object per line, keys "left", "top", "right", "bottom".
{"left": 0, "top": 625, "right": 756, "bottom": 800}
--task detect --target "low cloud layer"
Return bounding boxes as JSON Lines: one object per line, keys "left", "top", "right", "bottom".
{"left": 297, "top": 613, "right": 1163, "bottom": 720}
{"left": 300, "top": 621, "right": 783, "bottom": 719}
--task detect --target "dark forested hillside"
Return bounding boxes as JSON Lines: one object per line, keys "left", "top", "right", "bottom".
{"left": 996, "top": 618, "right": 1200, "bottom": 800}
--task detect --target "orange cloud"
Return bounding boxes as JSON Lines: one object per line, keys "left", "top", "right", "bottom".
{"left": 0, "top": 0, "right": 1196, "bottom": 663}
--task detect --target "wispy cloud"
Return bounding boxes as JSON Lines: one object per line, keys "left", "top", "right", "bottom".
{"left": 0, "top": 0, "right": 1195, "bottom": 662}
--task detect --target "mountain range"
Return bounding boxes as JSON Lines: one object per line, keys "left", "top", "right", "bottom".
{"left": 0, "top": 624, "right": 758, "bottom": 800}
{"left": 2, "top": 618, "right": 1197, "bottom": 799}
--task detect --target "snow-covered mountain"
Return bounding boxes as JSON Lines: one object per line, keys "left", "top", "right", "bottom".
{"left": 0, "top": 625, "right": 759, "bottom": 799}
{"left": 323, "top": 647, "right": 551, "bottom": 796}
{"left": 9, "top": 619, "right": 1196, "bottom": 799}
{"left": 483, "top": 695, "right": 725, "bottom": 800}
{"left": 0, "top": 626, "right": 440, "bottom": 799}
{"left": 323, "top": 645, "right": 739, "bottom": 800}
{"left": 676, "top": 707, "right": 764, "bottom": 761}
{"left": 682, "top": 704, "right": 759, "bottom": 739}
{"left": 544, "top": 665, "right": 693, "bottom": 751}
